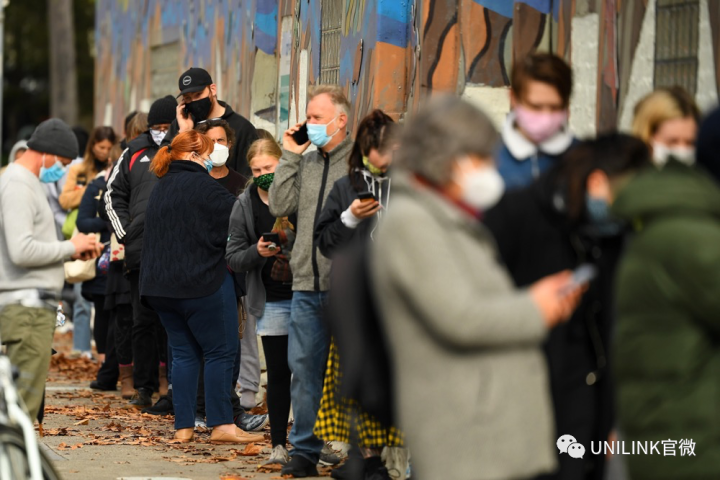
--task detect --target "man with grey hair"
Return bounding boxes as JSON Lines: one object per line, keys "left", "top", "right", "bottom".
{"left": 269, "top": 85, "right": 353, "bottom": 477}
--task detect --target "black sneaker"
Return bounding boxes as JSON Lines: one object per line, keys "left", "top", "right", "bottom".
{"left": 126, "top": 388, "right": 153, "bottom": 409}
{"left": 141, "top": 394, "right": 174, "bottom": 415}
{"left": 235, "top": 412, "right": 269, "bottom": 432}
{"left": 364, "top": 456, "right": 391, "bottom": 480}
{"left": 281, "top": 454, "right": 319, "bottom": 478}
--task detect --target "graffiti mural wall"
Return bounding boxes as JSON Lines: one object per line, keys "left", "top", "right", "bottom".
{"left": 95, "top": 0, "right": 720, "bottom": 137}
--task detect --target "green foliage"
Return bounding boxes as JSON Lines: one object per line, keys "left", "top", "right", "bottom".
{"left": 2, "top": 0, "right": 95, "bottom": 161}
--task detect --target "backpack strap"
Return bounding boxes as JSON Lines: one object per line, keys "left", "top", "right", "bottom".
{"left": 128, "top": 148, "right": 148, "bottom": 171}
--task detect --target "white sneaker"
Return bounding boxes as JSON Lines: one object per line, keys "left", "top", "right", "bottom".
{"left": 263, "top": 444, "right": 290, "bottom": 465}
{"left": 194, "top": 416, "right": 208, "bottom": 431}
{"left": 383, "top": 447, "right": 411, "bottom": 480}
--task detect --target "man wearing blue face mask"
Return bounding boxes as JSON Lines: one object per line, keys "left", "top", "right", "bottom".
{"left": 268, "top": 85, "right": 354, "bottom": 478}
{"left": 0, "top": 118, "right": 101, "bottom": 421}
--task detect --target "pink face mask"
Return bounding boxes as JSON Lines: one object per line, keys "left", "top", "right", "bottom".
{"left": 514, "top": 105, "right": 568, "bottom": 144}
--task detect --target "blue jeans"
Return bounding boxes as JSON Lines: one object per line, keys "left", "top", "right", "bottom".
{"left": 288, "top": 291, "right": 330, "bottom": 464}
{"left": 72, "top": 282, "right": 92, "bottom": 352}
{"left": 146, "top": 273, "right": 238, "bottom": 429}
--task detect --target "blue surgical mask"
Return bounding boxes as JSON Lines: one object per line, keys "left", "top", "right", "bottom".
{"left": 202, "top": 158, "right": 213, "bottom": 173}
{"left": 586, "top": 195, "right": 623, "bottom": 236}
{"left": 39, "top": 155, "right": 67, "bottom": 183}
{"left": 307, "top": 116, "right": 339, "bottom": 148}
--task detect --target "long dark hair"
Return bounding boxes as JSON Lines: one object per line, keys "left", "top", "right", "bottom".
{"left": 349, "top": 109, "right": 397, "bottom": 191}
{"left": 561, "top": 133, "right": 651, "bottom": 221}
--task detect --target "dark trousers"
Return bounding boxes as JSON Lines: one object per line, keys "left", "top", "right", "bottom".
{"left": 94, "top": 303, "right": 119, "bottom": 387}
{"left": 113, "top": 304, "right": 134, "bottom": 365}
{"left": 92, "top": 296, "right": 111, "bottom": 354}
{"left": 128, "top": 270, "right": 166, "bottom": 392}
{"left": 196, "top": 336, "right": 244, "bottom": 420}
{"left": 147, "top": 273, "right": 238, "bottom": 429}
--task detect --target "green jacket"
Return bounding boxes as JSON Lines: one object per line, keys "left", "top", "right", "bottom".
{"left": 612, "top": 160, "right": 720, "bottom": 479}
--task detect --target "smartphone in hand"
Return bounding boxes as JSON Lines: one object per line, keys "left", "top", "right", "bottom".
{"left": 357, "top": 191, "right": 376, "bottom": 203}
{"left": 291, "top": 123, "right": 309, "bottom": 145}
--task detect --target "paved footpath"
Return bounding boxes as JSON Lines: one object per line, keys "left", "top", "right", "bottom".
{"left": 39, "top": 333, "right": 333, "bottom": 480}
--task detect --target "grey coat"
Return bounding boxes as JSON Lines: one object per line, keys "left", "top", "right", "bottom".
{"left": 226, "top": 188, "right": 295, "bottom": 318}
{"left": 370, "top": 173, "right": 557, "bottom": 480}
{"left": 268, "top": 137, "right": 353, "bottom": 292}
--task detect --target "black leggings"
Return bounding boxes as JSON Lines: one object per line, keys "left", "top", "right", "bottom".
{"left": 92, "top": 296, "right": 111, "bottom": 354}
{"left": 262, "top": 335, "right": 292, "bottom": 447}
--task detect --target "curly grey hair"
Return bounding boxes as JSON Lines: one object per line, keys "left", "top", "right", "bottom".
{"left": 396, "top": 96, "right": 498, "bottom": 184}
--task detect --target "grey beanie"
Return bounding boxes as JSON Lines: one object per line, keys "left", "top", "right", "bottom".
{"left": 26, "top": 118, "right": 79, "bottom": 159}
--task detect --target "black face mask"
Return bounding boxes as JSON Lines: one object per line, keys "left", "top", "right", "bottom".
{"left": 185, "top": 96, "right": 213, "bottom": 122}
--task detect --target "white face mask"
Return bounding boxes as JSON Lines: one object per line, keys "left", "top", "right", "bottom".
{"left": 652, "top": 142, "right": 695, "bottom": 167}
{"left": 458, "top": 158, "right": 505, "bottom": 211}
{"left": 150, "top": 129, "right": 167, "bottom": 146}
{"left": 210, "top": 143, "right": 230, "bottom": 167}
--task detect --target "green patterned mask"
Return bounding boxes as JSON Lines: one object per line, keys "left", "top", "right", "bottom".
{"left": 363, "top": 156, "right": 384, "bottom": 176}
{"left": 254, "top": 173, "right": 275, "bottom": 191}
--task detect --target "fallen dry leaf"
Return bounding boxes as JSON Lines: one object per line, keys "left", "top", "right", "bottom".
{"left": 74, "top": 419, "right": 89, "bottom": 426}
{"left": 239, "top": 443, "right": 263, "bottom": 456}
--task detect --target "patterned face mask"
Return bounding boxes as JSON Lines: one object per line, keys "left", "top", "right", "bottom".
{"left": 254, "top": 173, "right": 275, "bottom": 191}
{"left": 363, "top": 155, "right": 385, "bottom": 176}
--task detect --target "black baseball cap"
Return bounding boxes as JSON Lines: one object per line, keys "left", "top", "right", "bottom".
{"left": 178, "top": 67, "right": 213, "bottom": 95}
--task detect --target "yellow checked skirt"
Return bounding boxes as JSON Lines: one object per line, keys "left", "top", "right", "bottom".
{"left": 313, "top": 341, "right": 404, "bottom": 448}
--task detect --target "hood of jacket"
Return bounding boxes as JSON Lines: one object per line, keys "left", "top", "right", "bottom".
{"left": 612, "top": 160, "right": 720, "bottom": 226}
{"left": 9, "top": 140, "right": 28, "bottom": 163}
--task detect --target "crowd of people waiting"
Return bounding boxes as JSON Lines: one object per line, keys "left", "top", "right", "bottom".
{"left": 2, "top": 52, "right": 720, "bottom": 480}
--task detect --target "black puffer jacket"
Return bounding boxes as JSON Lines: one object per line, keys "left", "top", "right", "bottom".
{"left": 483, "top": 167, "right": 622, "bottom": 480}
{"left": 104, "top": 131, "right": 160, "bottom": 273}
{"left": 314, "top": 169, "right": 391, "bottom": 258}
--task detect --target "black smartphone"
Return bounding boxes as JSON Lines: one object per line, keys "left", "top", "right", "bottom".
{"left": 291, "top": 123, "right": 309, "bottom": 145}
{"left": 357, "top": 191, "right": 376, "bottom": 202}
{"left": 182, "top": 104, "right": 190, "bottom": 120}
{"left": 262, "top": 232, "right": 281, "bottom": 245}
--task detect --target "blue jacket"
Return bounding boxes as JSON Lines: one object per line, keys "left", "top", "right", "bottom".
{"left": 76, "top": 175, "right": 111, "bottom": 299}
{"left": 497, "top": 112, "right": 575, "bottom": 191}
{"left": 140, "top": 161, "right": 237, "bottom": 300}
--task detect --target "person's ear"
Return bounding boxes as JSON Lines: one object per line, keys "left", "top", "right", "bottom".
{"left": 209, "top": 84, "right": 217, "bottom": 98}
{"left": 338, "top": 112, "right": 348, "bottom": 130}
{"left": 586, "top": 169, "right": 611, "bottom": 200}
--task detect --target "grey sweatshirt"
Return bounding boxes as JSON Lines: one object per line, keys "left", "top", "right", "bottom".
{"left": 268, "top": 137, "right": 353, "bottom": 292}
{"left": 0, "top": 164, "right": 76, "bottom": 293}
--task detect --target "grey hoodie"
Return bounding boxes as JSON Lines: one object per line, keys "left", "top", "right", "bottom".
{"left": 268, "top": 136, "right": 353, "bottom": 292}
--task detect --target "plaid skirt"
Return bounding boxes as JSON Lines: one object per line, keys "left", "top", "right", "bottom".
{"left": 313, "top": 341, "right": 404, "bottom": 448}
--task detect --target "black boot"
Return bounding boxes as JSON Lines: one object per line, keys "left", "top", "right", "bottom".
{"left": 142, "top": 388, "right": 174, "bottom": 415}
{"left": 331, "top": 448, "right": 365, "bottom": 480}
{"left": 364, "top": 456, "right": 391, "bottom": 480}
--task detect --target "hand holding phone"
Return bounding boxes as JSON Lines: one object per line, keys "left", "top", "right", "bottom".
{"left": 176, "top": 103, "right": 194, "bottom": 133}
{"left": 284, "top": 122, "right": 311, "bottom": 155}
{"left": 291, "top": 123, "right": 309, "bottom": 146}
{"left": 258, "top": 233, "right": 281, "bottom": 257}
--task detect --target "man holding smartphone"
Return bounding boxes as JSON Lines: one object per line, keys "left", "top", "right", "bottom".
{"left": 0, "top": 119, "right": 100, "bottom": 420}
{"left": 165, "top": 67, "right": 259, "bottom": 177}
{"left": 268, "top": 85, "right": 354, "bottom": 477}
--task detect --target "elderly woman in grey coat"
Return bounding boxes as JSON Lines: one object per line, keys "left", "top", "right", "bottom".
{"left": 370, "top": 97, "right": 583, "bottom": 480}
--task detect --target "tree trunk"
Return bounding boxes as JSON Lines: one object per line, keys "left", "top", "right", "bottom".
{"left": 48, "top": 0, "right": 78, "bottom": 125}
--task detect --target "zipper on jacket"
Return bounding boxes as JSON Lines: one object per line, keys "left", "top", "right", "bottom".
{"left": 312, "top": 151, "right": 331, "bottom": 291}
